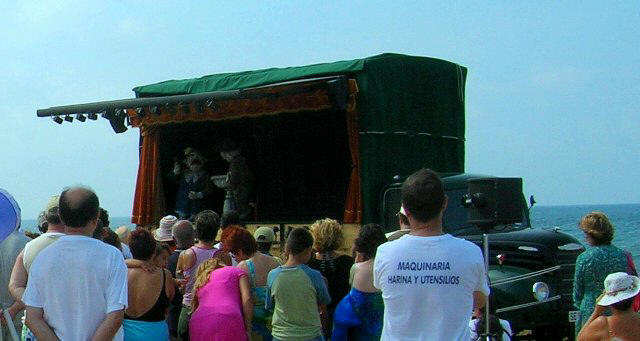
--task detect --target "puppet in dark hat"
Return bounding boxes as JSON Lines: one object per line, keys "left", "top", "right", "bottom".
{"left": 212, "top": 140, "right": 254, "bottom": 220}
{"left": 173, "top": 147, "right": 212, "bottom": 219}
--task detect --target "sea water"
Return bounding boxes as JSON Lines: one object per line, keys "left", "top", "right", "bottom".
{"left": 530, "top": 204, "right": 639, "bottom": 267}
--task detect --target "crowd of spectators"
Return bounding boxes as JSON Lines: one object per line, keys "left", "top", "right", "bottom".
{"left": 1, "top": 169, "right": 639, "bottom": 341}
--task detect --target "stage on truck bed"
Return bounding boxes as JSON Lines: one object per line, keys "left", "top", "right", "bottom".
{"left": 157, "top": 108, "right": 352, "bottom": 222}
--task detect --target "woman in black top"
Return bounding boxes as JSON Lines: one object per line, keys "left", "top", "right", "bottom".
{"left": 124, "top": 229, "right": 175, "bottom": 340}
{"left": 308, "top": 218, "right": 355, "bottom": 337}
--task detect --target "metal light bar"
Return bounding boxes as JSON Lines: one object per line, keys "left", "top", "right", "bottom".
{"left": 36, "top": 89, "right": 243, "bottom": 118}
{"left": 36, "top": 76, "right": 349, "bottom": 134}
{"left": 36, "top": 75, "right": 348, "bottom": 118}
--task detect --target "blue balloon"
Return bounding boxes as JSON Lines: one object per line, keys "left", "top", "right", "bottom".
{"left": 0, "top": 188, "right": 21, "bottom": 243}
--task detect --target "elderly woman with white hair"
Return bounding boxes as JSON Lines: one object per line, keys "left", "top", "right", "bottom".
{"left": 577, "top": 272, "right": 640, "bottom": 340}
{"left": 116, "top": 225, "right": 133, "bottom": 259}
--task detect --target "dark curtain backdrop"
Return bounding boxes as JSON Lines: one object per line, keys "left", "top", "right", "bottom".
{"left": 157, "top": 109, "right": 352, "bottom": 221}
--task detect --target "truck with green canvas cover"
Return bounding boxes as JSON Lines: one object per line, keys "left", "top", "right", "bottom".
{"left": 36, "top": 53, "right": 582, "bottom": 339}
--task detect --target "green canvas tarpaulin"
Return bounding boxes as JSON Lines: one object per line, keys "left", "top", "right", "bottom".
{"left": 134, "top": 53, "right": 466, "bottom": 224}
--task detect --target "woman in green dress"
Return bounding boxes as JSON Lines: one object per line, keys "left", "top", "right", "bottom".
{"left": 573, "top": 211, "right": 628, "bottom": 336}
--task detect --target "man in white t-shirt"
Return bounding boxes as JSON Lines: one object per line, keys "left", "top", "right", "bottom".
{"left": 9, "top": 196, "right": 65, "bottom": 339}
{"left": 373, "top": 169, "right": 490, "bottom": 340}
{"left": 23, "top": 187, "right": 128, "bottom": 341}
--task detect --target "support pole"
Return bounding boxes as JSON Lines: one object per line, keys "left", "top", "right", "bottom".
{"left": 483, "top": 233, "right": 490, "bottom": 341}
{"left": 1, "top": 306, "right": 20, "bottom": 341}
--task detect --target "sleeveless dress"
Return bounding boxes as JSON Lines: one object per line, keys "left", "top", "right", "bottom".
{"left": 123, "top": 270, "right": 171, "bottom": 341}
{"left": 177, "top": 246, "right": 221, "bottom": 339}
{"left": 189, "top": 266, "right": 249, "bottom": 341}
{"left": 246, "top": 259, "right": 273, "bottom": 341}
{"left": 183, "top": 246, "right": 221, "bottom": 306}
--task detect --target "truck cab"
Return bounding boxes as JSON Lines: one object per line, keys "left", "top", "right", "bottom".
{"left": 381, "top": 173, "right": 584, "bottom": 339}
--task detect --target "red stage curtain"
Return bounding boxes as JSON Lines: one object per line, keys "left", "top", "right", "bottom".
{"left": 131, "top": 125, "right": 166, "bottom": 226}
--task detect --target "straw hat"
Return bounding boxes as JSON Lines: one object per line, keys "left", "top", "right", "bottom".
{"left": 155, "top": 215, "right": 177, "bottom": 242}
{"left": 597, "top": 272, "right": 640, "bottom": 306}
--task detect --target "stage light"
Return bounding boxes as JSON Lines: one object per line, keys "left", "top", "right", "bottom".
{"left": 150, "top": 106, "right": 159, "bottom": 115}
{"left": 196, "top": 101, "right": 205, "bottom": 114}
{"left": 206, "top": 99, "right": 216, "bottom": 110}
{"left": 52, "top": 116, "right": 63, "bottom": 124}
{"left": 165, "top": 103, "right": 177, "bottom": 114}
{"left": 135, "top": 107, "right": 145, "bottom": 118}
{"left": 76, "top": 114, "right": 86, "bottom": 122}
{"left": 64, "top": 115, "right": 73, "bottom": 123}
{"left": 87, "top": 113, "right": 98, "bottom": 120}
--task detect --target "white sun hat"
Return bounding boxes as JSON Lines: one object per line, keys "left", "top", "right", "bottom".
{"left": 155, "top": 215, "right": 177, "bottom": 242}
{"left": 597, "top": 272, "right": 640, "bottom": 306}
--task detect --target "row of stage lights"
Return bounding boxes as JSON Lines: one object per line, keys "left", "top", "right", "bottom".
{"left": 52, "top": 113, "right": 98, "bottom": 124}
{"left": 51, "top": 99, "right": 217, "bottom": 124}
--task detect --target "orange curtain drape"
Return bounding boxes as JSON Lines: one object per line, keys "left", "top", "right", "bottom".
{"left": 343, "top": 79, "right": 362, "bottom": 224}
{"left": 131, "top": 125, "right": 166, "bottom": 226}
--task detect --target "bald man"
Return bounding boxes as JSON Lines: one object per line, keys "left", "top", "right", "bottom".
{"left": 23, "top": 186, "right": 128, "bottom": 341}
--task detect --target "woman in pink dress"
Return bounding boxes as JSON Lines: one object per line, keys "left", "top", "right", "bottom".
{"left": 189, "top": 254, "right": 252, "bottom": 341}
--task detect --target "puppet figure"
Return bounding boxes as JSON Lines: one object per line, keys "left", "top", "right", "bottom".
{"left": 174, "top": 148, "right": 211, "bottom": 220}
{"left": 213, "top": 141, "right": 254, "bottom": 220}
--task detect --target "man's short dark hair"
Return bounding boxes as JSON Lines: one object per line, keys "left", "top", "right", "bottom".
{"left": 285, "top": 227, "right": 313, "bottom": 256}
{"left": 194, "top": 210, "right": 220, "bottom": 242}
{"left": 221, "top": 210, "right": 240, "bottom": 228}
{"left": 401, "top": 169, "right": 445, "bottom": 223}
{"left": 59, "top": 187, "right": 100, "bottom": 229}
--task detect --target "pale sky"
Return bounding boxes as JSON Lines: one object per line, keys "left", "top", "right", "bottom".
{"left": 1, "top": 1, "right": 638, "bottom": 220}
